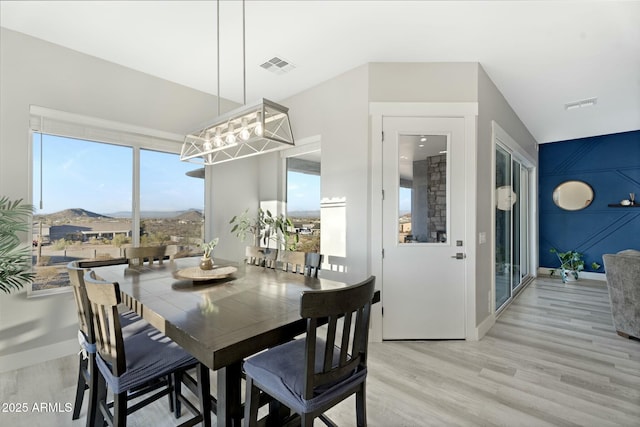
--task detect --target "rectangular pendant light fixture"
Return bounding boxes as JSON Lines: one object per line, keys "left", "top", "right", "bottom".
{"left": 180, "top": 0, "right": 295, "bottom": 166}
{"left": 180, "top": 99, "right": 294, "bottom": 165}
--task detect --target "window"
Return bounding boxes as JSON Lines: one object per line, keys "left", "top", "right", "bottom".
{"left": 139, "top": 149, "right": 204, "bottom": 256}
{"left": 32, "top": 134, "right": 133, "bottom": 293}
{"left": 30, "top": 111, "right": 204, "bottom": 295}
{"left": 285, "top": 151, "right": 320, "bottom": 252}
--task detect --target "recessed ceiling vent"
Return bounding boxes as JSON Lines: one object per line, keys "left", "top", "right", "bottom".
{"left": 260, "top": 56, "right": 295, "bottom": 75}
{"left": 565, "top": 97, "right": 598, "bottom": 111}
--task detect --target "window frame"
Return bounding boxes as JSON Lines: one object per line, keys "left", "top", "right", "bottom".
{"left": 28, "top": 107, "right": 197, "bottom": 297}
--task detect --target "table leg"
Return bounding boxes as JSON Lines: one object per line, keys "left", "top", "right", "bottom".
{"left": 197, "top": 363, "right": 212, "bottom": 427}
{"left": 217, "top": 362, "right": 243, "bottom": 427}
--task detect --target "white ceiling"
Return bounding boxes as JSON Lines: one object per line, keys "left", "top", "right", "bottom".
{"left": 2, "top": 0, "right": 639, "bottom": 144}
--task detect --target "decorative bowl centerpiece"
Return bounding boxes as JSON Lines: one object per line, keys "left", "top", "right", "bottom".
{"left": 199, "top": 238, "right": 219, "bottom": 270}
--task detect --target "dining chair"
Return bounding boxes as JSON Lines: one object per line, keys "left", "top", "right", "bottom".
{"left": 276, "top": 251, "right": 323, "bottom": 278}
{"left": 243, "top": 275, "right": 376, "bottom": 427}
{"left": 276, "top": 250, "right": 306, "bottom": 274}
{"left": 67, "top": 261, "right": 153, "bottom": 425}
{"left": 245, "top": 245, "right": 278, "bottom": 268}
{"left": 305, "top": 253, "right": 323, "bottom": 278}
{"left": 125, "top": 245, "right": 167, "bottom": 268}
{"left": 325, "top": 255, "right": 348, "bottom": 273}
{"left": 83, "top": 271, "right": 209, "bottom": 427}
{"left": 67, "top": 261, "right": 97, "bottom": 423}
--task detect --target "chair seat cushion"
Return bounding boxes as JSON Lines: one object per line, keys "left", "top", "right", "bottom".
{"left": 244, "top": 338, "right": 366, "bottom": 414}
{"left": 120, "top": 310, "right": 153, "bottom": 338}
{"left": 77, "top": 311, "right": 150, "bottom": 355}
{"left": 96, "top": 328, "right": 196, "bottom": 393}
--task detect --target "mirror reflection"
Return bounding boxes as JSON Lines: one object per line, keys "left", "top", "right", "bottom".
{"left": 552, "top": 180, "right": 594, "bottom": 211}
{"left": 398, "top": 135, "right": 448, "bottom": 244}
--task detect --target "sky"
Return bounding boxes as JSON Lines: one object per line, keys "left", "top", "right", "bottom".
{"left": 286, "top": 171, "right": 320, "bottom": 213}
{"left": 33, "top": 133, "right": 204, "bottom": 215}
{"left": 33, "top": 133, "right": 322, "bottom": 216}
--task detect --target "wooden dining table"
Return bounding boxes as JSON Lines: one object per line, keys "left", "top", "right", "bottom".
{"left": 93, "top": 256, "right": 375, "bottom": 427}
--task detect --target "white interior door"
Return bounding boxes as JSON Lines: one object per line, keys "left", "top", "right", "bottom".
{"left": 382, "top": 117, "right": 466, "bottom": 339}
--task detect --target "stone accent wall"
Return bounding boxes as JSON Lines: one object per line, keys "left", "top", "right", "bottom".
{"left": 427, "top": 154, "right": 447, "bottom": 242}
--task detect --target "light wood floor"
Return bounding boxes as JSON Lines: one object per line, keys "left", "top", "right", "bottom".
{"left": 1, "top": 277, "right": 639, "bottom": 426}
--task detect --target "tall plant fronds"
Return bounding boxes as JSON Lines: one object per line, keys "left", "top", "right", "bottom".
{"left": 230, "top": 208, "right": 298, "bottom": 250}
{"left": 0, "top": 196, "right": 35, "bottom": 293}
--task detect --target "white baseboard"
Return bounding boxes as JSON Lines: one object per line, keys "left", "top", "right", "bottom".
{"left": 537, "top": 267, "right": 606, "bottom": 282}
{"left": 473, "top": 313, "right": 496, "bottom": 341}
{"left": 0, "top": 339, "right": 77, "bottom": 373}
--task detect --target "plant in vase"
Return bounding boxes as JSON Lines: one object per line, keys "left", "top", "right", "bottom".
{"left": 199, "top": 238, "right": 219, "bottom": 270}
{"left": 229, "top": 208, "right": 298, "bottom": 250}
{"left": 549, "top": 248, "right": 601, "bottom": 283}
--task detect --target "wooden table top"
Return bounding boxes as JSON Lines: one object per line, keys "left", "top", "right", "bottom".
{"left": 93, "top": 257, "right": 351, "bottom": 371}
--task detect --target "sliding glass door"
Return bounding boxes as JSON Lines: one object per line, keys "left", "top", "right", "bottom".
{"left": 495, "top": 144, "right": 530, "bottom": 312}
{"left": 495, "top": 146, "right": 512, "bottom": 309}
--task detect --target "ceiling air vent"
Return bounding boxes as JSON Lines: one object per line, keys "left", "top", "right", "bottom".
{"left": 565, "top": 97, "right": 598, "bottom": 111}
{"left": 260, "top": 56, "right": 295, "bottom": 75}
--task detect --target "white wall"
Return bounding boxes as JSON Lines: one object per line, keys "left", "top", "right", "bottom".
{"left": 368, "top": 62, "right": 478, "bottom": 102}
{"left": 0, "top": 28, "right": 220, "bottom": 371}
{"left": 276, "top": 65, "right": 371, "bottom": 282}
{"left": 476, "top": 65, "right": 538, "bottom": 324}
{"left": 207, "top": 156, "right": 261, "bottom": 262}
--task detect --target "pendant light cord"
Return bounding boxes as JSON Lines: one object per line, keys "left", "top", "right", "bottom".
{"left": 216, "top": 0, "right": 245, "bottom": 113}
{"left": 217, "top": 0, "right": 220, "bottom": 117}
{"left": 243, "top": 0, "right": 246, "bottom": 106}
{"left": 39, "top": 126, "right": 43, "bottom": 210}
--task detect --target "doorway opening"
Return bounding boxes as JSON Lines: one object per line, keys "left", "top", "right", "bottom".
{"left": 494, "top": 125, "right": 534, "bottom": 313}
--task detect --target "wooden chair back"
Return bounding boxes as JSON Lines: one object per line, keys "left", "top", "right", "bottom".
{"left": 305, "top": 252, "right": 323, "bottom": 278}
{"left": 276, "top": 251, "right": 323, "bottom": 277}
{"left": 277, "top": 250, "right": 306, "bottom": 274}
{"left": 125, "top": 246, "right": 166, "bottom": 267}
{"left": 300, "top": 276, "right": 375, "bottom": 400}
{"left": 245, "top": 246, "right": 278, "bottom": 268}
{"left": 325, "top": 255, "right": 348, "bottom": 273}
{"left": 83, "top": 272, "right": 127, "bottom": 376}
{"left": 67, "top": 261, "right": 94, "bottom": 344}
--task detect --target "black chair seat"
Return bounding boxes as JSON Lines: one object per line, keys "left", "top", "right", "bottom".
{"left": 244, "top": 338, "right": 366, "bottom": 414}
{"left": 95, "top": 328, "right": 197, "bottom": 394}
{"left": 244, "top": 275, "right": 375, "bottom": 427}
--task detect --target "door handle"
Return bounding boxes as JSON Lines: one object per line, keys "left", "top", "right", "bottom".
{"left": 451, "top": 253, "right": 466, "bottom": 259}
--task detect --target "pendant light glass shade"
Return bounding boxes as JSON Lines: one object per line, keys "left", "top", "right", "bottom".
{"left": 181, "top": 98, "right": 294, "bottom": 165}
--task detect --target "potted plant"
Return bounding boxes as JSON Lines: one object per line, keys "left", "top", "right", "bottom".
{"left": 229, "top": 208, "right": 298, "bottom": 250}
{"left": 0, "top": 196, "right": 35, "bottom": 293}
{"left": 549, "top": 248, "right": 601, "bottom": 283}
{"left": 199, "top": 237, "right": 219, "bottom": 270}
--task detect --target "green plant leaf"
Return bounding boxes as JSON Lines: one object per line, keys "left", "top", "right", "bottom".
{"left": 0, "top": 197, "right": 35, "bottom": 293}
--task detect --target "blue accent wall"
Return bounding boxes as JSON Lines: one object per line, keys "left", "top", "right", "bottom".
{"left": 539, "top": 130, "right": 640, "bottom": 271}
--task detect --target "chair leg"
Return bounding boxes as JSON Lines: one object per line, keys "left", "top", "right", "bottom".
{"left": 167, "top": 374, "right": 175, "bottom": 415}
{"left": 113, "top": 391, "right": 128, "bottom": 427}
{"left": 301, "top": 413, "right": 314, "bottom": 427}
{"left": 356, "top": 383, "right": 367, "bottom": 427}
{"left": 93, "top": 372, "right": 108, "bottom": 427}
{"left": 243, "top": 376, "right": 260, "bottom": 427}
{"left": 85, "top": 354, "right": 99, "bottom": 427}
{"left": 72, "top": 354, "right": 87, "bottom": 420}
{"left": 173, "top": 372, "right": 182, "bottom": 418}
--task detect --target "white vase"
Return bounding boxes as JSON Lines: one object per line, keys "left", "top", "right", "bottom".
{"left": 562, "top": 269, "right": 578, "bottom": 282}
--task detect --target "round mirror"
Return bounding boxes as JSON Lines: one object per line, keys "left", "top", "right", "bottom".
{"left": 496, "top": 186, "right": 517, "bottom": 211}
{"left": 552, "top": 180, "right": 594, "bottom": 211}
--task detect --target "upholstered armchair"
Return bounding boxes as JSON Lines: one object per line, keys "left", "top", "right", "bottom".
{"left": 602, "top": 249, "right": 640, "bottom": 340}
